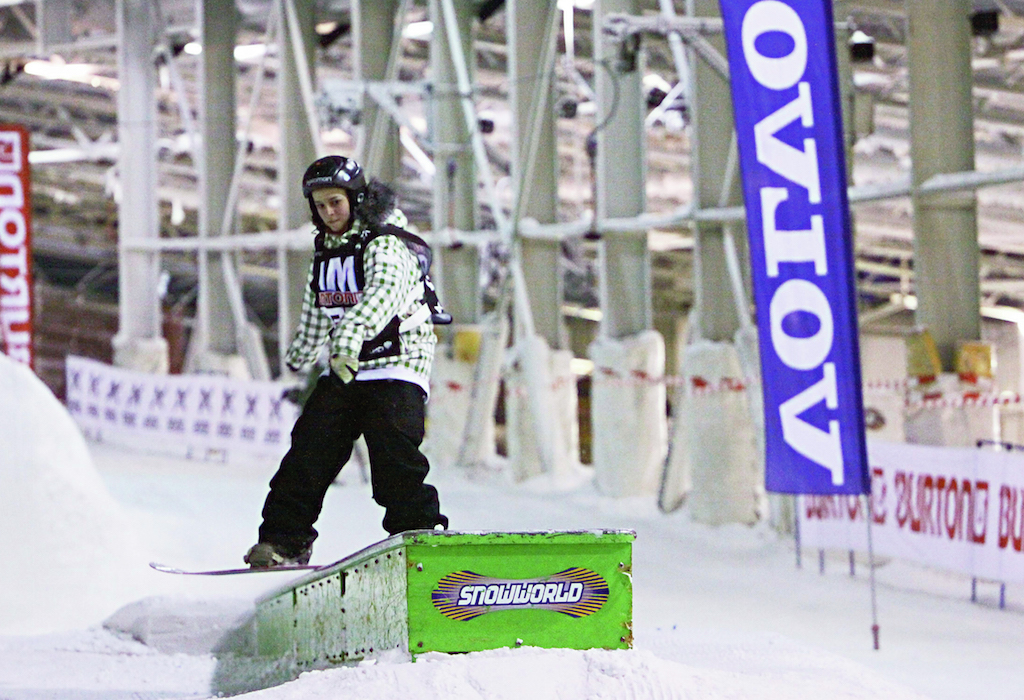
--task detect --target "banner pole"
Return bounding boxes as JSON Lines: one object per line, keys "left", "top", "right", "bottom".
{"left": 794, "top": 496, "right": 802, "bottom": 569}
{"left": 864, "top": 494, "right": 880, "bottom": 650}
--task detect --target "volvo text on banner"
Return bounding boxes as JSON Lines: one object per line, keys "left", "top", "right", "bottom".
{"left": 719, "top": 0, "right": 868, "bottom": 494}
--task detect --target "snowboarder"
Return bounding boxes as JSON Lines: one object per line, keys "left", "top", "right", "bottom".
{"left": 244, "top": 155, "right": 448, "bottom": 569}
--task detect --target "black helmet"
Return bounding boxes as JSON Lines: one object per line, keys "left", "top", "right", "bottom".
{"left": 301, "top": 155, "right": 366, "bottom": 198}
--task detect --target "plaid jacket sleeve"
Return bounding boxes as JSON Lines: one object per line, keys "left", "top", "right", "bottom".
{"left": 330, "top": 234, "right": 420, "bottom": 361}
{"left": 283, "top": 261, "right": 333, "bottom": 370}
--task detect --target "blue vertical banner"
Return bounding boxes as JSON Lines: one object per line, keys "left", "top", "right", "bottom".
{"left": 719, "top": 0, "right": 869, "bottom": 494}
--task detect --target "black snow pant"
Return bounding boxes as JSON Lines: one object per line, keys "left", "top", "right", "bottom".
{"left": 258, "top": 375, "right": 445, "bottom": 555}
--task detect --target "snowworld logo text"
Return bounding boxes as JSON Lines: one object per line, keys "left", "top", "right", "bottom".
{"left": 431, "top": 567, "right": 608, "bottom": 621}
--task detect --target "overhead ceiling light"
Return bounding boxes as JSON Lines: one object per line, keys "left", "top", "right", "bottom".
{"left": 183, "top": 42, "right": 202, "bottom": 56}
{"left": 643, "top": 73, "right": 671, "bottom": 93}
{"left": 403, "top": 21, "right": 433, "bottom": 40}
{"left": 23, "top": 59, "right": 118, "bottom": 89}
{"left": 234, "top": 44, "right": 267, "bottom": 62}
{"left": 24, "top": 59, "right": 93, "bottom": 80}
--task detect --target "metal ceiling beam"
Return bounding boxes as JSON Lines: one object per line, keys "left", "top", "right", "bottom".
{"left": 112, "top": 0, "right": 167, "bottom": 373}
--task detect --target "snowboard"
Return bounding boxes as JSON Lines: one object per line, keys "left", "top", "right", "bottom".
{"left": 149, "top": 561, "right": 322, "bottom": 576}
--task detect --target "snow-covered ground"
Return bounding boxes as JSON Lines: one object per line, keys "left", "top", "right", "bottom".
{"left": 1, "top": 352, "right": 1022, "bottom": 699}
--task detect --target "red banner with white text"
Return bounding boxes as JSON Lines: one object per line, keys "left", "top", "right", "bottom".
{"left": 0, "top": 124, "right": 32, "bottom": 367}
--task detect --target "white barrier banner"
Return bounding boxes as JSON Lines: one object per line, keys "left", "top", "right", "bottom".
{"left": 799, "top": 440, "right": 1024, "bottom": 583}
{"left": 66, "top": 355, "right": 300, "bottom": 464}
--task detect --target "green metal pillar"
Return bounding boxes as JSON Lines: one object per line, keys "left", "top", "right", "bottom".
{"left": 113, "top": 0, "right": 168, "bottom": 372}
{"left": 277, "top": 0, "right": 319, "bottom": 371}
{"left": 687, "top": 0, "right": 741, "bottom": 343}
{"left": 353, "top": 0, "right": 403, "bottom": 184}
{"left": 907, "top": 0, "right": 980, "bottom": 369}
{"left": 833, "top": 1, "right": 855, "bottom": 177}
{"left": 594, "top": 0, "right": 649, "bottom": 339}
{"left": 588, "top": 0, "right": 666, "bottom": 498}
{"left": 429, "top": 0, "right": 480, "bottom": 325}
{"left": 196, "top": 0, "right": 240, "bottom": 358}
{"left": 509, "top": 0, "right": 564, "bottom": 349}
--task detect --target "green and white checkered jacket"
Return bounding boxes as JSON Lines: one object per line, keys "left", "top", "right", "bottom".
{"left": 284, "top": 217, "right": 436, "bottom": 395}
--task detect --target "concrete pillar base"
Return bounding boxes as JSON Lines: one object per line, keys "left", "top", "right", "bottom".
{"left": 423, "top": 340, "right": 479, "bottom": 473}
{"left": 451, "top": 316, "right": 508, "bottom": 472}
{"left": 768, "top": 493, "right": 795, "bottom": 535}
{"left": 862, "top": 387, "right": 906, "bottom": 443}
{"left": 588, "top": 331, "right": 666, "bottom": 497}
{"left": 186, "top": 351, "right": 252, "bottom": 380}
{"left": 506, "top": 335, "right": 580, "bottom": 485}
{"left": 112, "top": 336, "right": 169, "bottom": 375}
{"left": 905, "top": 373, "right": 1000, "bottom": 447}
{"left": 670, "top": 339, "right": 764, "bottom": 525}
{"left": 240, "top": 322, "right": 272, "bottom": 382}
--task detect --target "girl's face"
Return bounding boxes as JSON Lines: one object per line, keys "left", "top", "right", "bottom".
{"left": 312, "top": 187, "right": 352, "bottom": 232}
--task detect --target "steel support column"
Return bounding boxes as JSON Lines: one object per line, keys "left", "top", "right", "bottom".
{"left": 594, "top": 0, "right": 649, "bottom": 339}
{"left": 194, "top": 0, "right": 241, "bottom": 360}
{"left": 907, "top": 0, "right": 980, "bottom": 369}
{"left": 430, "top": 0, "right": 479, "bottom": 325}
{"left": 503, "top": 0, "right": 576, "bottom": 481}
{"left": 354, "top": 0, "right": 403, "bottom": 183}
{"left": 687, "top": 0, "right": 741, "bottom": 342}
{"left": 277, "top": 0, "right": 319, "bottom": 371}
{"left": 664, "top": 1, "right": 761, "bottom": 523}
{"left": 113, "top": 0, "right": 167, "bottom": 372}
{"left": 834, "top": 1, "right": 855, "bottom": 176}
{"left": 509, "top": 0, "right": 563, "bottom": 349}
{"left": 589, "top": 0, "right": 665, "bottom": 498}
{"left": 37, "top": 0, "right": 73, "bottom": 50}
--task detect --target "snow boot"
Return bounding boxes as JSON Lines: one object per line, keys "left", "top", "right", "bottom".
{"left": 243, "top": 542, "right": 312, "bottom": 569}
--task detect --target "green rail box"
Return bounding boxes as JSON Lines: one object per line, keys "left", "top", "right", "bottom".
{"left": 250, "top": 529, "right": 634, "bottom": 675}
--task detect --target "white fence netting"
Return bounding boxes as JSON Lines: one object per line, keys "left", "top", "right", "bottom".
{"left": 65, "top": 355, "right": 299, "bottom": 464}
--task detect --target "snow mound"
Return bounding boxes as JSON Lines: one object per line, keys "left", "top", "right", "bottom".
{"left": 0, "top": 353, "right": 148, "bottom": 633}
{"left": 239, "top": 647, "right": 693, "bottom": 700}
{"left": 235, "top": 645, "right": 933, "bottom": 700}
{"left": 103, "top": 595, "right": 254, "bottom": 655}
